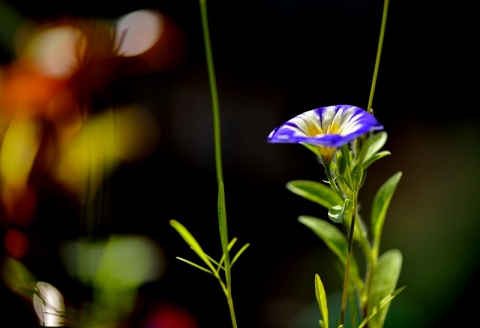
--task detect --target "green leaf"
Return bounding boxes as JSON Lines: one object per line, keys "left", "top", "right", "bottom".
{"left": 299, "top": 218, "right": 363, "bottom": 293}
{"left": 334, "top": 172, "right": 354, "bottom": 193}
{"left": 1, "top": 257, "right": 37, "bottom": 298}
{"left": 364, "top": 131, "right": 387, "bottom": 163}
{"left": 170, "top": 219, "right": 216, "bottom": 273}
{"left": 287, "top": 180, "right": 343, "bottom": 209}
{"left": 218, "top": 237, "right": 238, "bottom": 269}
{"left": 359, "top": 286, "right": 406, "bottom": 328}
{"left": 176, "top": 257, "right": 213, "bottom": 275}
{"left": 298, "top": 216, "right": 351, "bottom": 269}
{"left": 231, "top": 243, "right": 250, "bottom": 267}
{"left": 218, "top": 182, "right": 229, "bottom": 259}
{"left": 363, "top": 150, "right": 390, "bottom": 170}
{"left": 315, "top": 274, "right": 329, "bottom": 328}
{"left": 371, "top": 171, "right": 402, "bottom": 255}
{"left": 328, "top": 199, "right": 351, "bottom": 224}
{"left": 367, "top": 249, "right": 403, "bottom": 328}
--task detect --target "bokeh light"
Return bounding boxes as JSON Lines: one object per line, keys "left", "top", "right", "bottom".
{"left": 115, "top": 10, "right": 163, "bottom": 58}
{"left": 22, "top": 25, "right": 86, "bottom": 78}
{"left": 3, "top": 228, "right": 28, "bottom": 259}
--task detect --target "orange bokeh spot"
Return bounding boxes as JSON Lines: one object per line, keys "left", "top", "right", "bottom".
{"left": 4, "top": 228, "right": 29, "bottom": 259}
{"left": 0, "top": 61, "right": 68, "bottom": 119}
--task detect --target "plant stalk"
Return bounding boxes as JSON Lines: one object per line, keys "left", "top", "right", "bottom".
{"left": 340, "top": 192, "right": 358, "bottom": 326}
{"left": 367, "top": 0, "right": 389, "bottom": 114}
{"left": 199, "top": 1, "right": 237, "bottom": 327}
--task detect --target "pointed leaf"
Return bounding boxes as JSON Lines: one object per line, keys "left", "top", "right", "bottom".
{"left": 363, "top": 151, "right": 390, "bottom": 170}
{"left": 368, "top": 249, "right": 403, "bottom": 328}
{"left": 334, "top": 172, "right": 354, "bottom": 193}
{"left": 287, "top": 180, "right": 343, "bottom": 209}
{"left": 364, "top": 131, "right": 388, "bottom": 164}
{"left": 175, "top": 257, "right": 213, "bottom": 275}
{"left": 231, "top": 243, "right": 250, "bottom": 267}
{"left": 299, "top": 216, "right": 349, "bottom": 267}
{"left": 359, "top": 286, "right": 406, "bottom": 328}
{"left": 315, "top": 274, "right": 329, "bottom": 328}
{"left": 300, "top": 217, "right": 363, "bottom": 291}
{"left": 170, "top": 220, "right": 216, "bottom": 273}
{"left": 205, "top": 254, "right": 224, "bottom": 270}
{"left": 371, "top": 172, "right": 402, "bottom": 255}
{"left": 218, "top": 237, "right": 238, "bottom": 268}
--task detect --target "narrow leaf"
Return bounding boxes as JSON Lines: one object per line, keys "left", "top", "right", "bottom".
{"left": 315, "top": 274, "right": 329, "bottom": 328}
{"left": 368, "top": 249, "right": 403, "bottom": 328}
{"left": 334, "top": 173, "right": 354, "bottom": 193}
{"left": 301, "top": 218, "right": 364, "bottom": 295}
{"left": 204, "top": 253, "right": 224, "bottom": 270}
{"left": 371, "top": 171, "right": 402, "bottom": 255}
{"left": 364, "top": 131, "right": 388, "bottom": 164}
{"left": 359, "top": 286, "right": 406, "bottom": 328}
{"left": 231, "top": 243, "right": 250, "bottom": 267}
{"left": 218, "top": 237, "right": 238, "bottom": 268}
{"left": 176, "top": 257, "right": 213, "bottom": 275}
{"left": 298, "top": 216, "right": 357, "bottom": 273}
{"left": 363, "top": 150, "right": 390, "bottom": 170}
{"left": 287, "top": 180, "right": 343, "bottom": 209}
{"left": 170, "top": 220, "right": 216, "bottom": 272}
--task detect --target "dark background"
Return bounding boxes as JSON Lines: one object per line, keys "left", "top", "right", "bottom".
{"left": 1, "top": 0, "right": 479, "bottom": 327}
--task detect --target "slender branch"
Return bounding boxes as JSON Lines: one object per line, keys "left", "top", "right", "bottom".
{"left": 199, "top": 0, "right": 223, "bottom": 185}
{"left": 340, "top": 192, "right": 358, "bottom": 326}
{"left": 199, "top": 1, "right": 237, "bottom": 327}
{"left": 324, "top": 162, "right": 345, "bottom": 200}
{"left": 367, "top": 0, "right": 389, "bottom": 114}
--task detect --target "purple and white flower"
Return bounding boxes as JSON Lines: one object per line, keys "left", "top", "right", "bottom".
{"left": 268, "top": 105, "right": 383, "bottom": 163}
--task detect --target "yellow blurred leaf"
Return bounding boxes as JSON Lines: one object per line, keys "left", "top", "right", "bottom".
{"left": 0, "top": 118, "right": 41, "bottom": 196}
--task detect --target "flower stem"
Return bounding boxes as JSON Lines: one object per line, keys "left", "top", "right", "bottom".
{"left": 199, "top": 0, "right": 223, "bottom": 185}
{"left": 199, "top": 1, "right": 238, "bottom": 327}
{"left": 324, "top": 162, "right": 345, "bottom": 200}
{"left": 367, "top": 0, "right": 389, "bottom": 114}
{"left": 340, "top": 191, "right": 358, "bottom": 326}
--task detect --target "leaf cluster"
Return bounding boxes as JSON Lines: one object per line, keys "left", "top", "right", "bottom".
{"left": 289, "top": 132, "right": 405, "bottom": 328}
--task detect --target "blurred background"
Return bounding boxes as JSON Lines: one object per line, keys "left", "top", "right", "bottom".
{"left": 0, "top": 0, "right": 478, "bottom": 327}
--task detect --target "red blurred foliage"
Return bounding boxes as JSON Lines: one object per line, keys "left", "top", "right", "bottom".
{"left": 3, "top": 228, "right": 29, "bottom": 259}
{"left": 140, "top": 304, "right": 199, "bottom": 328}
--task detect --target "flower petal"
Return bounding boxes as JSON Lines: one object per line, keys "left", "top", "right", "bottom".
{"left": 268, "top": 105, "right": 383, "bottom": 148}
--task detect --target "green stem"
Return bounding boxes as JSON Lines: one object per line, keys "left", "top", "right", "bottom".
{"left": 361, "top": 0, "right": 390, "bottom": 324}
{"left": 199, "top": 1, "right": 237, "bottom": 327}
{"left": 199, "top": 0, "right": 223, "bottom": 185}
{"left": 362, "top": 254, "right": 377, "bottom": 323}
{"left": 340, "top": 192, "right": 358, "bottom": 326}
{"left": 324, "top": 162, "right": 345, "bottom": 200}
{"left": 367, "top": 0, "right": 389, "bottom": 114}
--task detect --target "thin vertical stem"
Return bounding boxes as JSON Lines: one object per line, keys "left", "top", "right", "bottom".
{"left": 199, "top": 0, "right": 223, "bottom": 185}
{"left": 361, "top": 0, "right": 390, "bottom": 325}
{"left": 199, "top": 1, "right": 237, "bottom": 327}
{"left": 367, "top": 0, "right": 389, "bottom": 114}
{"left": 340, "top": 192, "right": 358, "bottom": 326}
